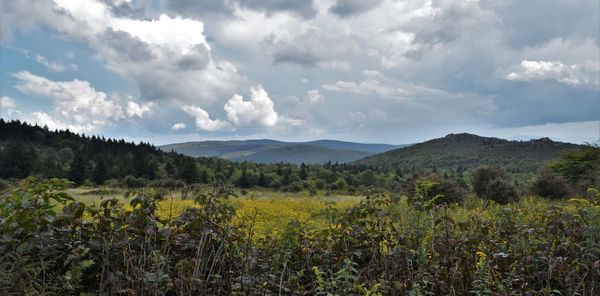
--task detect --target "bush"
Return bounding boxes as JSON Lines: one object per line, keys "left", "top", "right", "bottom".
{"left": 283, "top": 181, "right": 303, "bottom": 193}
{"left": 269, "top": 179, "right": 282, "bottom": 189}
{"left": 472, "top": 166, "right": 518, "bottom": 204}
{"left": 529, "top": 167, "right": 571, "bottom": 199}
{"left": 121, "top": 175, "right": 146, "bottom": 188}
{"left": 0, "top": 179, "right": 9, "bottom": 192}
{"left": 403, "top": 172, "right": 466, "bottom": 205}
{"left": 552, "top": 145, "right": 600, "bottom": 193}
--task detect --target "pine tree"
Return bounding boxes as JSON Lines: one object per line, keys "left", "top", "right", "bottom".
{"left": 238, "top": 169, "right": 249, "bottom": 188}
{"left": 300, "top": 163, "right": 309, "bottom": 180}
{"left": 178, "top": 160, "right": 198, "bottom": 184}
{"left": 69, "top": 153, "right": 87, "bottom": 185}
{"left": 0, "top": 140, "right": 35, "bottom": 179}
{"left": 93, "top": 158, "right": 107, "bottom": 185}
{"left": 258, "top": 170, "right": 267, "bottom": 187}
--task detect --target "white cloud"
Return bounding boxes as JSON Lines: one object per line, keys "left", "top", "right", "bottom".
{"left": 126, "top": 100, "right": 153, "bottom": 117}
{"left": 304, "top": 89, "right": 324, "bottom": 105}
{"left": 13, "top": 71, "right": 150, "bottom": 132}
{"left": 181, "top": 105, "right": 229, "bottom": 131}
{"left": 34, "top": 54, "right": 66, "bottom": 72}
{"left": 2, "top": 0, "right": 598, "bottom": 142}
{"left": 170, "top": 122, "right": 186, "bottom": 131}
{"left": 322, "top": 80, "right": 407, "bottom": 99}
{"left": 29, "top": 111, "right": 90, "bottom": 131}
{"left": 224, "top": 85, "right": 279, "bottom": 127}
{"left": 506, "top": 60, "right": 600, "bottom": 87}
{"left": 318, "top": 60, "right": 352, "bottom": 71}
{"left": 0, "top": 96, "right": 17, "bottom": 109}
{"left": 8, "top": 0, "right": 245, "bottom": 106}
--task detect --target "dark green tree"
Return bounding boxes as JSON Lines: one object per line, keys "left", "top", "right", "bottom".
{"left": 178, "top": 160, "right": 198, "bottom": 184}
{"left": 93, "top": 158, "right": 107, "bottom": 185}
{"left": 299, "top": 163, "right": 308, "bottom": 180}
{"left": 68, "top": 153, "right": 87, "bottom": 185}
{"left": 472, "top": 166, "right": 518, "bottom": 204}
{"left": 0, "top": 140, "right": 35, "bottom": 179}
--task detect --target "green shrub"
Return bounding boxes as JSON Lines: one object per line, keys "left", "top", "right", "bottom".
{"left": 121, "top": 175, "right": 146, "bottom": 188}
{"left": 472, "top": 166, "right": 518, "bottom": 204}
{"left": 529, "top": 167, "right": 571, "bottom": 199}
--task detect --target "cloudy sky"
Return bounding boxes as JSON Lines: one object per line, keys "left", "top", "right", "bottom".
{"left": 1, "top": 0, "right": 598, "bottom": 145}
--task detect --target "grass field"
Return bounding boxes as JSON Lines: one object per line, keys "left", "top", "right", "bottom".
{"left": 69, "top": 187, "right": 361, "bottom": 236}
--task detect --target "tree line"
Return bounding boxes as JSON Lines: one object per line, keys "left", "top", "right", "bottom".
{"left": 1, "top": 119, "right": 598, "bottom": 202}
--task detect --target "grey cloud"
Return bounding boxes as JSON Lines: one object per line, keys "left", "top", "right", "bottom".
{"left": 177, "top": 44, "right": 211, "bottom": 71}
{"left": 165, "top": 0, "right": 317, "bottom": 19}
{"left": 329, "top": 0, "right": 383, "bottom": 17}
{"left": 273, "top": 48, "right": 319, "bottom": 67}
{"left": 164, "top": 0, "right": 234, "bottom": 18}
{"left": 237, "top": 0, "right": 317, "bottom": 18}
{"left": 99, "top": 29, "right": 155, "bottom": 62}
{"left": 481, "top": 0, "right": 600, "bottom": 48}
{"left": 100, "top": 0, "right": 147, "bottom": 18}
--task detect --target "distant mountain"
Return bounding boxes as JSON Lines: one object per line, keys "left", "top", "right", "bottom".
{"left": 236, "top": 145, "right": 371, "bottom": 164}
{"left": 355, "top": 133, "right": 583, "bottom": 173}
{"left": 160, "top": 139, "right": 285, "bottom": 159}
{"left": 160, "top": 139, "right": 405, "bottom": 164}
{"left": 305, "top": 140, "right": 408, "bottom": 154}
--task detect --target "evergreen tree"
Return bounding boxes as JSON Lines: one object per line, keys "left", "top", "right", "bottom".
{"left": 165, "top": 162, "right": 176, "bottom": 177}
{"left": 93, "top": 158, "right": 107, "bottom": 185}
{"left": 0, "top": 140, "right": 35, "bottom": 179}
{"left": 68, "top": 153, "right": 87, "bottom": 185}
{"left": 299, "top": 163, "right": 308, "bottom": 180}
{"left": 133, "top": 152, "right": 146, "bottom": 178}
{"left": 238, "top": 169, "right": 250, "bottom": 188}
{"left": 258, "top": 170, "right": 267, "bottom": 187}
{"left": 178, "top": 160, "right": 198, "bottom": 184}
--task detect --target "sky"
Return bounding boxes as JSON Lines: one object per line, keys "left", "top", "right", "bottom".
{"left": 0, "top": 0, "right": 599, "bottom": 145}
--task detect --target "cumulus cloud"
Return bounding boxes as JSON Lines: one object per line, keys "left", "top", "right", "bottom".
{"left": 4, "top": 0, "right": 246, "bottom": 106}
{"left": 181, "top": 105, "right": 229, "bottom": 131}
{"left": 2, "top": 0, "right": 598, "bottom": 141}
{"left": 506, "top": 60, "right": 600, "bottom": 87}
{"left": 224, "top": 85, "right": 279, "bottom": 127}
{"left": 0, "top": 96, "right": 17, "bottom": 109}
{"left": 127, "top": 100, "right": 154, "bottom": 117}
{"left": 13, "top": 71, "right": 148, "bottom": 132}
{"left": 304, "top": 89, "right": 324, "bottom": 105}
{"left": 170, "top": 122, "right": 186, "bottom": 131}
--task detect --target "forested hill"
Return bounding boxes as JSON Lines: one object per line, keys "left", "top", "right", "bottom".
{"left": 0, "top": 119, "right": 225, "bottom": 184}
{"left": 355, "top": 133, "right": 583, "bottom": 173}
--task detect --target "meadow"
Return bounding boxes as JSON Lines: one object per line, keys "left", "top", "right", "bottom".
{"left": 69, "top": 187, "right": 361, "bottom": 237}
{"left": 1, "top": 178, "right": 599, "bottom": 295}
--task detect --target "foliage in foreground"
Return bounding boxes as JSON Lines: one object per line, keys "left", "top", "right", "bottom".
{"left": 1, "top": 178, "right": 600, "bottom": 295}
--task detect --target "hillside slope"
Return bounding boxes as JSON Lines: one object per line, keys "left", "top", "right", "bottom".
{"left": 160, "top": 139, "right": 285, "bottom": 158}
{"left": 160, "top": 139, "right": 403, "bottom": 164}
{"left": 234, "top": 145, "right": 371, "bottom": 164}
{"left": 355, "top": 133, "right": 582, "bottom": 173}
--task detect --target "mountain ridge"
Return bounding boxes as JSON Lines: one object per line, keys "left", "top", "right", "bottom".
{"left": 354, "top": 133, "right": 583, "bottom": 173}
{"left": 160, "top": 139, "right": 407, "bottom": 164}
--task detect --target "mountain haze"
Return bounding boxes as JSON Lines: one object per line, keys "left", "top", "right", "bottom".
{"left": 160, "top": 139, "right": 405, "bottom": 164}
